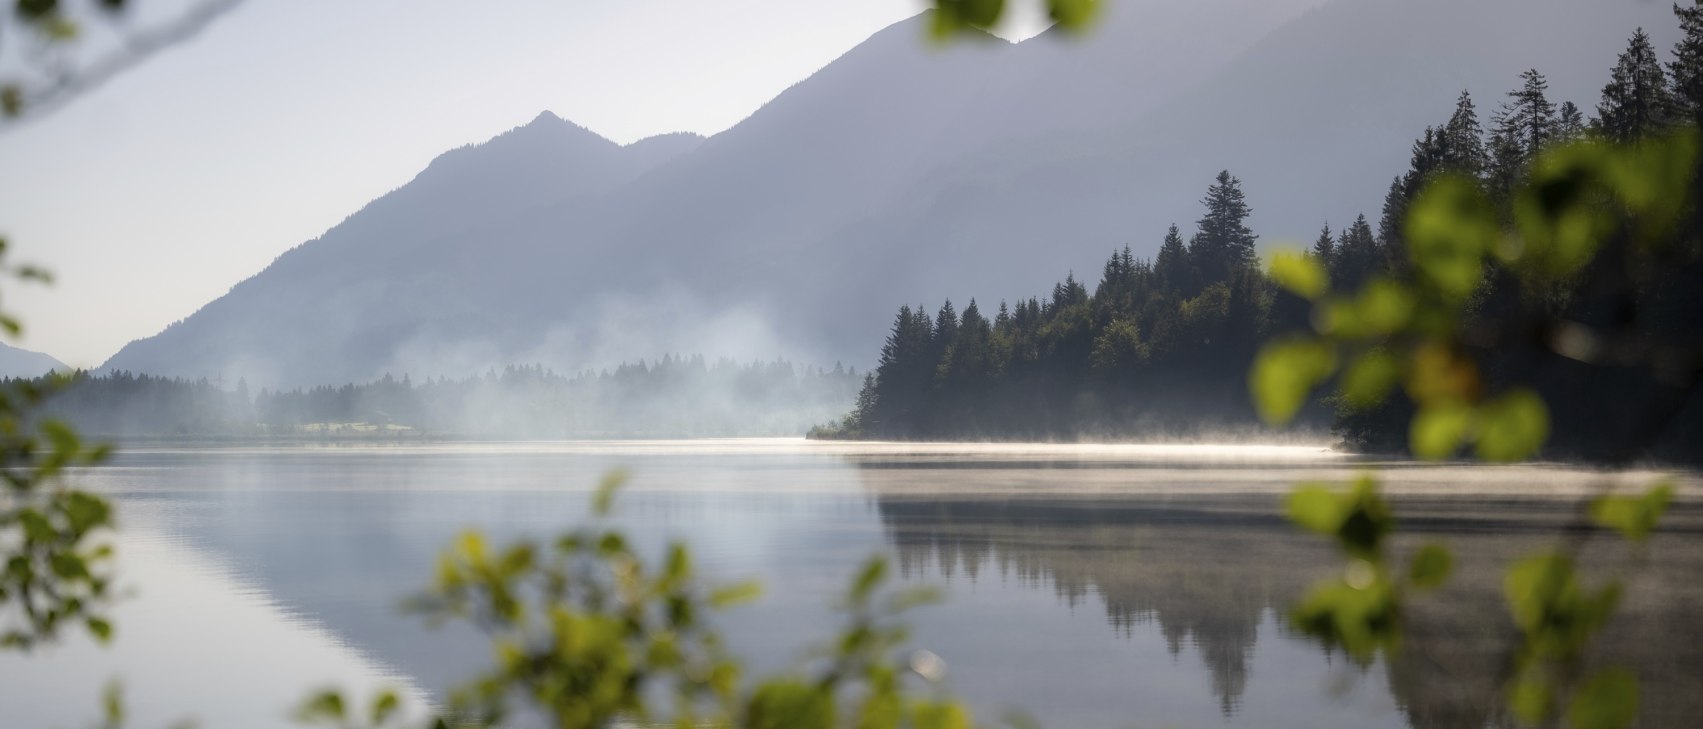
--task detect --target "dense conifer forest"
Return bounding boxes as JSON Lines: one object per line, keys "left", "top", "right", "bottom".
{"left": 28, "top": 357, "right": 859, "bottom": 439}
{"left": 818, "top": 11, "right": 1703, "bottom": 463}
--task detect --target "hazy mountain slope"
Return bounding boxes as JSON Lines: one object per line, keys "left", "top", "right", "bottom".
{"left": 102, "top": 3, "right": 1321, "bottom": 386}
{"left": 0, "top": 341, "right": 66, "bottom": 377}
{"left": 102, "top": 115, "right": 703, "bottom": 385}
{"left": 101, "top": 0, "right": 1677, "bottom": 386}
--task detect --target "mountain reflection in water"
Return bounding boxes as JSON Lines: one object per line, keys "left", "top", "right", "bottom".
{"left": 17, "top": 441, "right": 1700, "bottom": 729}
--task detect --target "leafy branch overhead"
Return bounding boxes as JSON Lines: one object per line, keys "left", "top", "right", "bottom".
{"left": 929, "top": 0, "right": 1099, "bottom": 39}
{"left": 1, "top": 0, "right": 241, "bottom": 121}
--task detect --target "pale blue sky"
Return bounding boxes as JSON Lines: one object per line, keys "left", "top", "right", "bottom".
{"left": 0, "top": 0, "right": 1050, "bottom": 367}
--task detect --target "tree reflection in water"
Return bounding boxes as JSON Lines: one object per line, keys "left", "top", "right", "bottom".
{"left": 870, "top": 487, "right": 1703, "bottom": 729}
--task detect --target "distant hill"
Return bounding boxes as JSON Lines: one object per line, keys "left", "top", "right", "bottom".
{"left": 100, "top": 0, "right": 1682, "bottom": 387}
{"left": 0, "top": 341, "right": 66, "bottom": 378}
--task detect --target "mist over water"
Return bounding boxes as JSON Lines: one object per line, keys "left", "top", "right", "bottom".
{"left": 10, "top": 441, "right": 1697, "bottom": 729}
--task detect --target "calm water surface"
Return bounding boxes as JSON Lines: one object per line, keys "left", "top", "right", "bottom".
{"left": 4, "top": 439, "right": 1701, "bottom": 729}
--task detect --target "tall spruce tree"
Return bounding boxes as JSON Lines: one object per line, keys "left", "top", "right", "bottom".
{"left": 932, "top": 299, "right": 960, "bottom": 367}
{"left": 1333, "top": 214, "right": 1381, "bottom": 290}
{"left": 1190, "top": 171, "right": 1258, "bottom": 286}
{"left": 1487, "top": 121, "right": 1526, "bottom": 205}
{"left": 1312, "top": 223, "right": 1335, "bottom": 261}
{"left": 1556, "top": 101, "right": 1587, "bottom": 142}
{"left": 1674, "top": 1, "right": 1703, "bottom": 124}
{"left": 1378, "top": 177, "right": 1407, "bottom": 252}
{"left": 1597, "top": 28, "right": 1676, "bottom": 142}
{"left": 1441, "top": 90, "right": 1488, "bottom": 177}
{"left": 1502, "top": 69, "right": 1558, "bottom": 155}
{"left": 1155, "top": 224, "right": 1191, "bottom": 294}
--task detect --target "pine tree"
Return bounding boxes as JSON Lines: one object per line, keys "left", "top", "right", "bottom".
{"left": 1333, "top": 214, "right": 1380, "bottom": 290}
{"left": 1674, "top": 1, "right": 1703, "bottom": 124}
{"left": 948, "top": 299, "right": 993, "bottom": 380}
{"left": 1441, "top": 90, "right": 1488, "bottom": 177}
{"left": 1190, "top": 171, "right": 1258, "bottom": 285}
{"left": 1597, "top": 28, "right": 1675, "bottom": 142}
{"left": 1377, "top": 177, "right": 1407, "bottom": 252}
{"left": 1555, "top": 101, "right": 1587, "bottom": 142}
{"left": 933, "top": 299, "right": 960, "bottom": 342}
{"left": 1312, "top": 223, "right": 1335, "bottom": 266}
{"left": 1502, "top": 69, "right": 1557, "bottom": 156}
{"left": 1487, "top": 111, "right": 1529, "bottom": 205}
{"left": 1155, "top": 224, "right": 1191, "bottom": 294}
{"left": 934, "top": 300, "right": 960, "bottom": 352}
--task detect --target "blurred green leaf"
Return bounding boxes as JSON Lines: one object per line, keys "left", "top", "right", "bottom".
{"left": 930, "top": 0, "right": 1005, "bottom": 37}
{"left": 710, "top": 580, "right": 764, "bottom": 608}
{"left": 1509, "top": 670, "right": 1553, "bottom": 726}
{"left": 1407, "top": 544, "right": 1452, "bottom": 589}
{"left": 1339, "top": 349, "right": 1401, "bottom": 410}
{"left": 1353, "top": 279, "right": 1415, "bottom": 336}
{"left": 102, "top": 680, "right": 124, "bottom": 726}
{"left": 1589, "top": 482, "right": 1673, "bottom": 544}
{"left": 747, "top": 680, "right": 834, "bottom": 729}
{"left": 1410, "top": 400, "right": 1473, "bottom": 460}
{"left": 15, "top": 0, "right": 59, "bottom": 21}
{"left": 593, "top": 469, "right": 628, "bottom": 516}
{"left": 295, "top": 691, "right": 347, "bottom": 722}
{"left": 1250, "top": 337, "right": 1337, "bottom": 425}
{"left": 1568, "top": 669, "right": 1639, "bottom": 729}
{"left": 1406, "top": 176, "right": 1495, "bottom": 300}
{"left": 85, "top": 616, "right": 111, "bottom": 643}
{"left": 1505, "top": 553, "right": 1574, "bottom": 634}
{"left": 1606, "top": 131, "right": 1699, "bottom": 241}
{"left": 1270, "top": 249, "right": 1328, "bottom": 299}
{"left": 1405, "top": 341, "right": 1480, "bottom": 405}
{"left": 913, "top": 700, "right": 973, "bottom": 729}
{"left": 850, "top": 557, "right": 888, "bottom": 603}
{"left": 1475, "top": 389, "right": 1549, "bottom": 462}
{"left": 371, "top": 689, "right": 400, "bottom": 725}
{"left": 1513, "top": 143, "right": 1616, "bottom": 275}
{"left": 1286, "top": 484, "right": 1346, "bottom": 535}
{"left": 1046, "top": 0, "right": 1100, "bottom": 29}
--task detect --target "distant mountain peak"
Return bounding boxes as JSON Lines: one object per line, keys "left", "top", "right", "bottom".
{"left": 527, "top": 109, "right": 565, "bottom": 126}
{"left": 0, "top": 341, "right": 67, "bottom": 377}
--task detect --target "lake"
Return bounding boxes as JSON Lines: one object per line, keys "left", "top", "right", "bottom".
{"left": 4, "top": 440, "right": 1700, "bottom": 729}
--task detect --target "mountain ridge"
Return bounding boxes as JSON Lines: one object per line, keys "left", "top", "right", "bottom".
{"left": 100, "top": 0, "right": 1678, "bottom": 387}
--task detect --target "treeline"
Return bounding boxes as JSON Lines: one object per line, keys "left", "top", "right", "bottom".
{"left": 28, "top": 356, "right": 860, "bottom": 439}
{"left": 820, "top": 12, "right": 1703, "bottom": 461}
{"left": 815, "top": 172, "right": 1301, "bottom": 440}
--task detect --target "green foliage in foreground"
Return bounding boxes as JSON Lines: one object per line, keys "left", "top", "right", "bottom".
{"left": 297, "top": 471, "right": 974, "bottom": 729}
{"left": 0, "top": 239, "right": 115, "bottom": 651}
{"left": 1255, "top": 128, "right": 1695, "bottom": 729}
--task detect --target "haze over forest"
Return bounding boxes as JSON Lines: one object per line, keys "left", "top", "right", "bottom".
{"left": 82, "top": 0, "right": 1682, "bottom": 389}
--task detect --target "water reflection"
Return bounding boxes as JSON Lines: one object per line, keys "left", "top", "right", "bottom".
{"left": 15, "top": 442, "right": 1700, "bottom": 729}
{"left": 865, "top": 479, "right": 1703, "bottom": 729}
{"left": 0, "top": 511, "right": 430, "bottom": 729}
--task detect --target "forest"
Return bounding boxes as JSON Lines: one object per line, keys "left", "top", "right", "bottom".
{"left": 26, "top": 357, "right": 860, "bottom": 439}
{"left": 818, "top": 15, "right": 1703, "bottom": 464}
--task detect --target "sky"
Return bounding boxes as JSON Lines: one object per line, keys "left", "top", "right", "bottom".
{"left": 0, "top": 0, "right": 1050, "bottom": 368}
